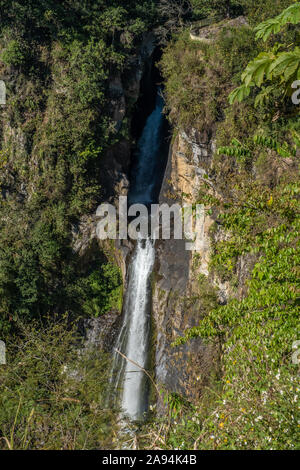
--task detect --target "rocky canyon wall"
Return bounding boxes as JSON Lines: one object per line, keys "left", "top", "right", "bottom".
{"left": 153, "top": 129, "right": 220, "bottom": 402}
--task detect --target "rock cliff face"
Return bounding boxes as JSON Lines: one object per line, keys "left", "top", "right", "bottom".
{"left": 151, "top": 108, "right": 260, "bottom": 404}
{"left": 96, "top": 32, "right": 157, "bottom": 205}
{"left": 152, "top": 129, "right": 220, "bottom": 402}
{"left": 151, "top": 16, "right": 257, "bottom": 402}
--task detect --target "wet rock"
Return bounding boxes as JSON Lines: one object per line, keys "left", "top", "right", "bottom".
{"left": 83, "top": 312, "right": 121, "bottom": 353}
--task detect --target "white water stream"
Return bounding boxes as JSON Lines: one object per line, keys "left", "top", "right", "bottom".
{"left": 114, "top": 238, "right": 155, "bottom": 420}
{"left": 111, "top": 90, "right": 165, "bottom": 421}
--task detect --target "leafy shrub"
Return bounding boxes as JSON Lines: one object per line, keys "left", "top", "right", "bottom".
{"left": 0, "top": 319, "right": 118, "bottom": 450}
{"left": 76, "top": 263, "right": 123, "bottom": 317}
{"left": 0, "top": 0, "right": 157, "bottom": 333}
{"left": 1, "top": 39, "right": 28, "bottom": 67}
{"left": 229, "top": 3, "right": 300, "bottom": 107}
{"left": 153, "top": 1, "right": 300, "bottom": 451}
{"left": 160, "top": 25, "right": 257, "bottom": 130}
{"left": 190, "top": 0, "right": 243, "bottom": 19}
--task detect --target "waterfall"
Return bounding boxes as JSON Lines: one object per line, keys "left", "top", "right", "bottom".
{"left": 128, "top": 90, "right": 165, "bottom": 207}
{"left": 110, "top": 88, "right": 167, "bottom": 421}
{"left": 113, "top": 239, "right": 155, "bottom": 421}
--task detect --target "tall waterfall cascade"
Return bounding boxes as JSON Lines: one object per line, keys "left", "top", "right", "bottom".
{"left": 111, "top": 89, "right": 167, "bottom": 421}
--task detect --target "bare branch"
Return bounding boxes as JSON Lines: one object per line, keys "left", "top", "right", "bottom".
{"left": 115, "top": 349, "right": 164, "bottom": 407}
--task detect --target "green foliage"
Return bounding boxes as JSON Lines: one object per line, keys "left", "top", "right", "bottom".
{"left": 229, "top": 2, "right": 300, "bottom": 106}
{"left": 227, "top": 83, "right": 251, "bottom": 103}
{"left": 190, "top": 0, "right": 294, "bottom": 25}
{"left": 160, "top": 25, "right": 257, "bottom": 130}
{"left": 157, "top": 1, "right": 300, "bottom": 451}
{"left": 239, "top": 0, "right": 294, "bottom": 25}
{"left": 253, "top": 133, "right": 297, "bottom": 157}
{"left": 0, "top": 1, "right": 158, "bottom": 334}
{"left": 1, "top": 39, "right": 28, "bottom": 66}
{"left": 217, "top": 138, "right": 251, "bottom": 163}
{"left": 0, "top": 1, "right": 157, "bottom": 47}
{"left": 143, "top": 358, "right": 299, "bottom": 449}
{"left": 255, "top": 2, "right": 300, "bottom": 41}
{"left": 76, "top": 263, "right": 122, "bottom": 318}
{"left": 163, "top": 392, "right": 190, "bottom": 419}
{"left": 229, "top": 47, "right": 300, "bottom": 105}
{"left": 0, "top": 319, "right": 118, "bottom": 449}
{"left": 0, "top": 199, "right": 122, "bottom": 334}
{"left": 217, "top": 133, "right": 297, "bottom": 164}
{"left": 190, "top": 0, "right": 243, "bottom": 19}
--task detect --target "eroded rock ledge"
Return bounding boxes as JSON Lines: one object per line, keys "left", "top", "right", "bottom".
{"left": 190, "top": 16, "right": 249, "bottom": 43}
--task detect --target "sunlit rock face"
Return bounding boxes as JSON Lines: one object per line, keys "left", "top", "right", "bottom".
{"left": 152, "top": 126, "right": 219, "bottom": 405}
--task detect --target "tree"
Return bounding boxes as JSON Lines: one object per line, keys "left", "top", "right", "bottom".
{"left": 229, "top": 2, "right": 300, "bottom": 106}
{"left": 156, "top": 0, "right": 193, "bottom": 43}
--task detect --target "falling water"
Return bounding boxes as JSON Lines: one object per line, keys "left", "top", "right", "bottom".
{"left": 113, "top": 239, "right": 155, "bottom": 421}
{"left": 128, "top": 90, "right": 165, "bottom": 207}
{"left": 111, "top": 89, "right": 167, "bottom": 421}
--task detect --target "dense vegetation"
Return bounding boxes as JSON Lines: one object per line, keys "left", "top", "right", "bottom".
{"left": 0, "top": 1, "right": 160, "bottom": 336}
{"left": 143, "top": 0, "right": 299, "bottom": 450}
{"left": 0, "top": 0, "right": 299, "bottom": 451}
{"left": 0, "top": 0, "right": 157, "bottom": 449}
{"left": 0, "top": 319, "right": 118, "bottom": 449}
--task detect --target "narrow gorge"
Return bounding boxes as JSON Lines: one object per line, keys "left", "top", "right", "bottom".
{"left": 110, "top": 87, "right": 169, "bottom": 421}
{"left": 0, "top": 0, "right": 298, "bottom": 451}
